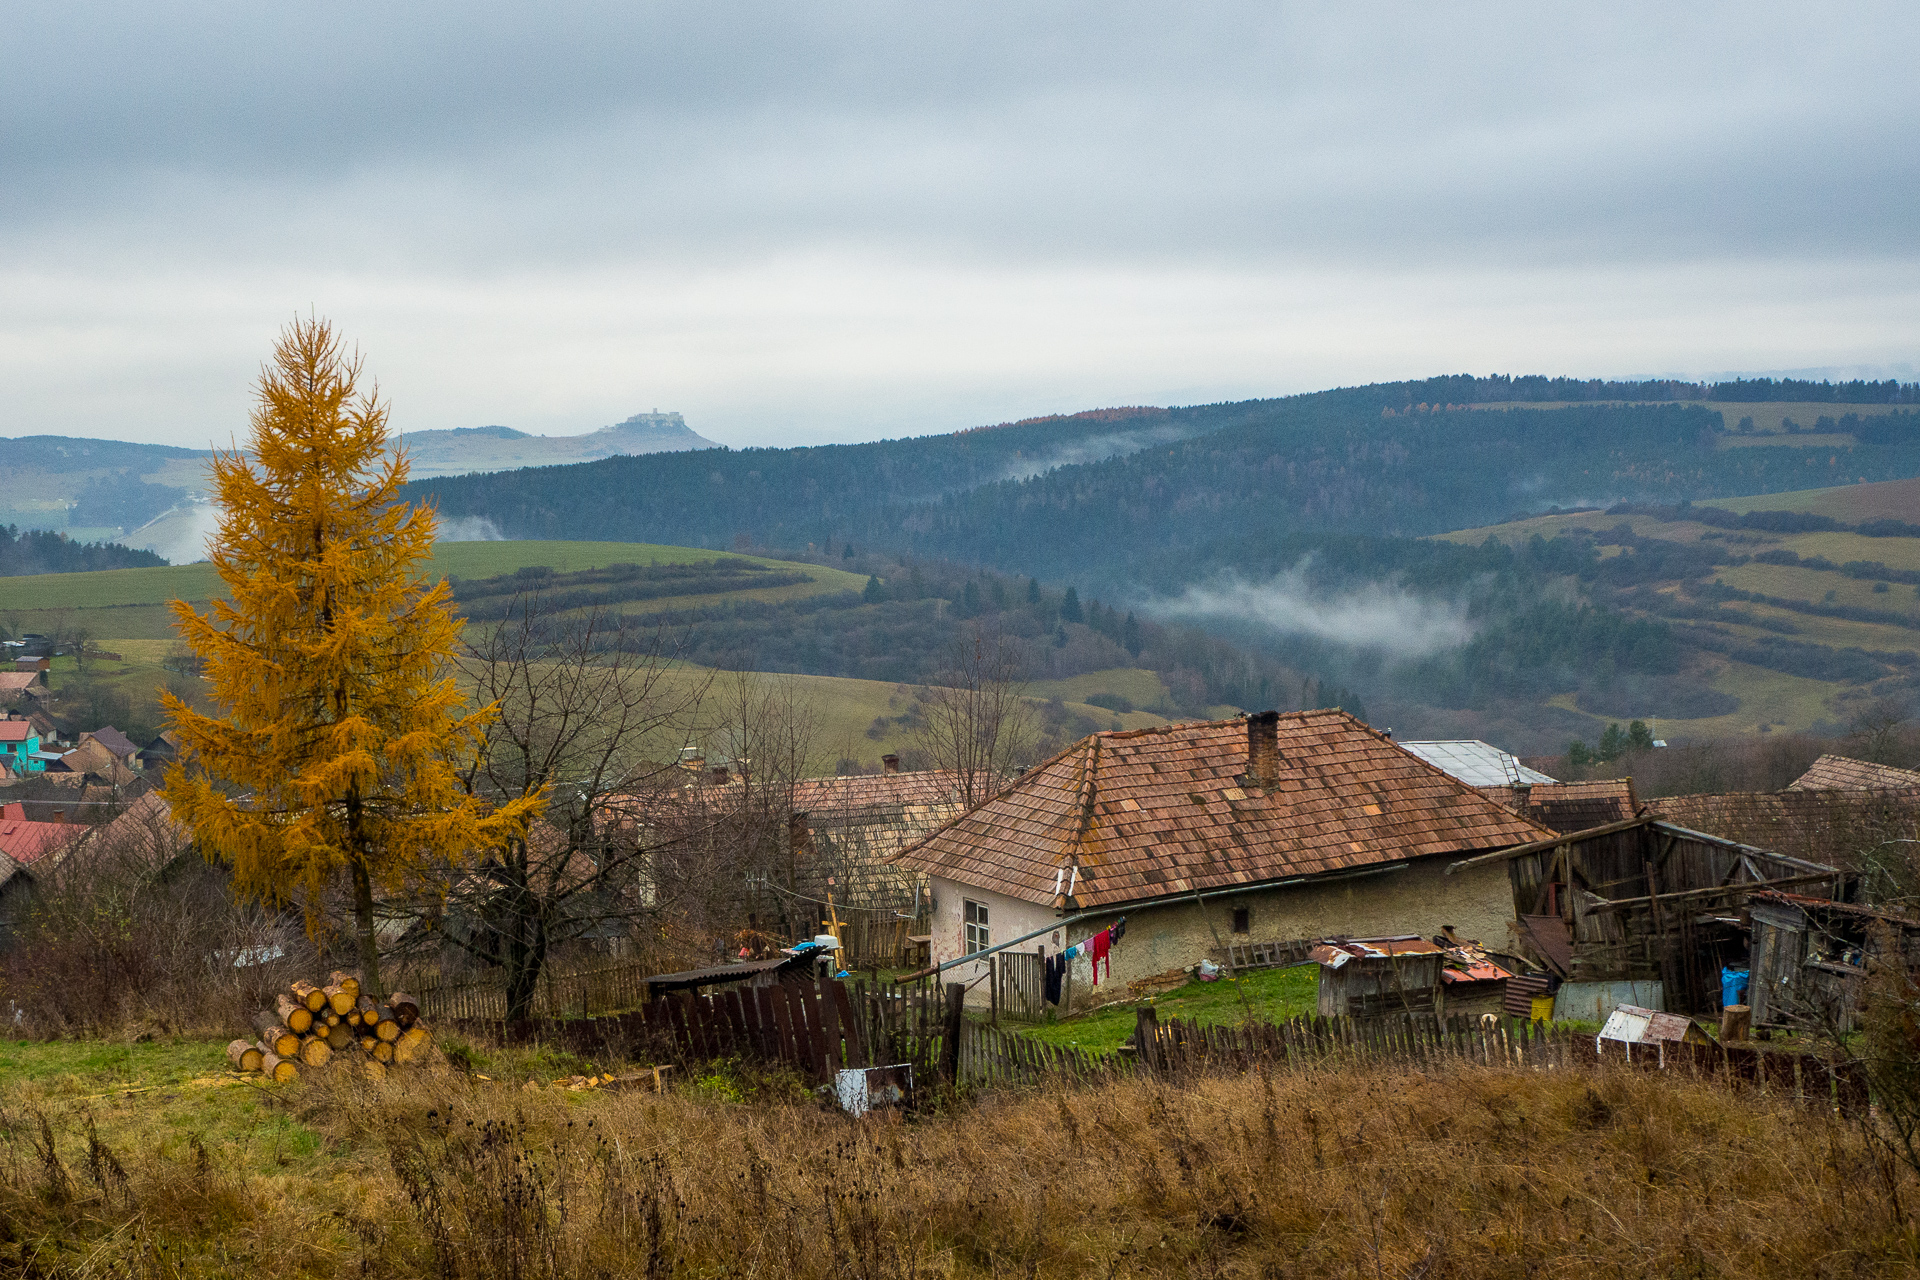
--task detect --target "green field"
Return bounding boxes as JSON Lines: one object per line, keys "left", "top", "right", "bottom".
{"left": 1432, "top": 476, "right": 1920, "bottom": 739}
{"left": 1700, "top": 474, "right": 1920, "bottom": 522}
{"left": 1, "top": 540, "right": 861, "bottom": 611}
{"left": 1021, "top": 963, "right": 1320, "bottom": 1054}
{"left": 1469, "top": 399, "right": 1910, "bottom": 448}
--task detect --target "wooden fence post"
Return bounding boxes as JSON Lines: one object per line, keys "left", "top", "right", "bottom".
{"left": 941, "top": 982, "right": 965, "bottom": 1086}
{"left": 1134, "top": 1005, "right": 1161, "bottom": 1077}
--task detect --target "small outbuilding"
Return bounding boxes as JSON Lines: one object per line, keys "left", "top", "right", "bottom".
{"left": 1310, "top": 936, "right": 1446, "bottom": 1018}
{"left": 1747, "top": 891, "right": 1920, "bottom": 1032}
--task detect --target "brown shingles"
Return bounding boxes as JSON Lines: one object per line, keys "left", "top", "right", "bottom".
{"left": 891, "top": 711, "right": 1557, "bottom": 908}
{"left": 1787, "top": 754, "right": 1920, "bottom": 792}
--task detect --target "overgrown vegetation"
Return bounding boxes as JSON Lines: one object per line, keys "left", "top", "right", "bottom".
{"left": 0, "top": 1046, "right": 1914, "bottom": 1278}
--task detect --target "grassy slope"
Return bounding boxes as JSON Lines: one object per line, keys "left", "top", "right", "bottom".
{"left": 1700, "top": 474, "right": 1920, "bottom": 521}
{"left": 1433, "top": 483, "right": 1920, "bottom": 738}
{"left": 5, "top": 529, "right": 1164, "bottom": 772}
{"left": 4, "top": 1034, "right": 1902, "bottom": 1279}
{"left": 2, "top": 540, "right": 863, "bottom": 611}
{"left": 1019, "top": 963, "right": 1319, "bottom": 1053}
{"left": 1470, "top": 399, "right": 1909, "bottom": 446}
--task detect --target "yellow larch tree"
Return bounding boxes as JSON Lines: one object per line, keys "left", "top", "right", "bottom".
{"left": 160, "top": 317, "right": 542, "bottom": 995}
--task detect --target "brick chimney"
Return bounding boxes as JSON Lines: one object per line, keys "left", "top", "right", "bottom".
{"left": 1509, "top": 780, "right": 1533, "bottom": 811}
{"left": 1246, "top": 711, "right": 1281, "bottom": 786}
{"left": 881, "top": 754, "right": 900, "bottom": 774}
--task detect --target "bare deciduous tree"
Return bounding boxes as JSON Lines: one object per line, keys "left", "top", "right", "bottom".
{"left": 910, "top": 622, "right": 1034, "bottom": 811}
{"left": 413, "top": 597, "right": 709, "bottom": 1021}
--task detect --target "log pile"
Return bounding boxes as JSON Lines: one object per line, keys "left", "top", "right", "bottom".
{"left": 228, "top": 970, "right": 433, "bottom": 1083}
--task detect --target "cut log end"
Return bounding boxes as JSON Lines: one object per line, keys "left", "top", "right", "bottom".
{"left": 227, "top": 1039, "right": 264, "bottom": 1073}
{"left": 259, "top": 1051, "right": 298, "bottom": 1084}
{"left": 300, "top": 1037, "right": 332, "bottom": 1068}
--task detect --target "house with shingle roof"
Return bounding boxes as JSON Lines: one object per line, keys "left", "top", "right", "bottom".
{"left": 0, "top": 672, "right": 47, "bottom": 704}
{"left": 890, "top": 710, "right": 1556, "bottom": 1007}
{"left": 1788, "top": 754, "right": 1920, "bottom": 793}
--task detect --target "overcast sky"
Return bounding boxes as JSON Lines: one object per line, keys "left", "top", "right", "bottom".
{"left": 5, "top": 2, "right": 1919, "bottom": 450}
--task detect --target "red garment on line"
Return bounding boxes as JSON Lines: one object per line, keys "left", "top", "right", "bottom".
{"left": 1089, "top": 929, "right": 1111, "bottom": 985}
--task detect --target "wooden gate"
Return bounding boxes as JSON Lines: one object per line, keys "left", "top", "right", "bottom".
{"left": 993, "top": 950, "right": 1047, "bottom": 1024}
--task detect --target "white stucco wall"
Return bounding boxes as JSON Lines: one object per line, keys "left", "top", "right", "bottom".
{"left": 929, "top": 857, "right": 1516, "bottom": 1011}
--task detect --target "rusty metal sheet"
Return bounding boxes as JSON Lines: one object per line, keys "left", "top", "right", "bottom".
{"left": 1518, "top": 914, "right": 1573, "bottom": 977}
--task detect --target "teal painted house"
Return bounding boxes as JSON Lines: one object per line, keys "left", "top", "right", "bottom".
{"left": 0, "top": 721, "right": 45, "bottom": 773}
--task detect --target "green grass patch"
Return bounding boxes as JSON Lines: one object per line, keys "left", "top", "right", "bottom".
{"left": 1, "top": 540, "right": 856, "bottom": 611}
{"left": 1018, "top": 963, "right": 1320, "bottom": 1054}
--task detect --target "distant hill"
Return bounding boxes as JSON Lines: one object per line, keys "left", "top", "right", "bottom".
{"left": 406, "top": 382, "right": 1920, "bottom": 589}
{"left": 0, "top": 410, "right": 715, "bottom": 554}
{"left": 397, "top": 411, "right": 719, "bottom": 478}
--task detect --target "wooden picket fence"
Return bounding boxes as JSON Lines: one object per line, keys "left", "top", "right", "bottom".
{"left": 442, "top": 975, "right": 1867, "bottom": 1117}
{"left": 1134, "top": 1007, "right": 1870, "bottom": 1114}
{"left": 404, "top": 960, "right": 658, "bottom": 1022}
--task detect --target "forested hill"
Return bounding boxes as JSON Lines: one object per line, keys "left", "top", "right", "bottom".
{"left": 0, "top": 526, "right": 168, "bottom": 576}
{"left": 405, "top": 377, "right": 1920, "bottom": 587}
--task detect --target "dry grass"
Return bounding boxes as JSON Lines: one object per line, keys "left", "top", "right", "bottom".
{"left": 1, "top": 1050, "right": 1915, "bottom": 1278}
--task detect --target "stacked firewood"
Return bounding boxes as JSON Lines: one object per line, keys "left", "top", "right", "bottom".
{"left": 225, "top": 971, "right": 432, "bottom": 1083}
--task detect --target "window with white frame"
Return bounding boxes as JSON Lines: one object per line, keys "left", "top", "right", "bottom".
{"left": 963, "top": 899, "right": 989, "bottom": 954}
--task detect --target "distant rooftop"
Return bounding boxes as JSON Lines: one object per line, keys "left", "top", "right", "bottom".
{"left": 1400, "top": 740, "right": 1557, "bottom": 788}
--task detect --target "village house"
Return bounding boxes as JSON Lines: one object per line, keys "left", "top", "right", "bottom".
{"left": 1787, "top": 754, "right": 1920, "bottom": 792}
{"left": 0, "top": 802, "right": 87, "bottom": 943}
{"left": 1400, "top": 739, "right": 1557, "bottom": 788}
{"left": 1, "top": 720, "right": 47, "bottom": 774}
{"left": 0, "top": 671, "right": 48, "bottom": 706}
{"left": 890, "top": 710, "right": 1557, "bottom": 1010}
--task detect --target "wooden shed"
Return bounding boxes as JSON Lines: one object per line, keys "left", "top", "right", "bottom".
{"left": 1748, "top": 891, "right": 1920, "bottom": 1031}
{"left": 1447, "top": 816, "right": 1845, "bottom": 1015}
{"left": 1310, "top": 936, "right": 1447, "bottom": 1019}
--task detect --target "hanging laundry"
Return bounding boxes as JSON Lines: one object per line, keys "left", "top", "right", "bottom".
{"left": 1109, "top": 916, "right": 1128, "bottom": 946}
{"left": 1044, "top": 953, "right": 1066, "bottom": 1005}
{"left": 1089, "top": 928, "right": 1112, "bottom": 985}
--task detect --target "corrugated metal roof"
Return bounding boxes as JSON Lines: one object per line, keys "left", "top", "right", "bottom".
{"left": 1599, "top": 1005, "right": 1700, "bottom": 1045}
{"left": 1401, "top": 740, "right": 1557, "bottom": 787}
{"left": 1310, "top": 936, "right": 1447, "bottom": 968}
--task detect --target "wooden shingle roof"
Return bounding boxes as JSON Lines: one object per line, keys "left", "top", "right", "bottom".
{"left": 890, "top": 711, "right": 1557, "bottom": 909}
{"left": 1788, "top": 754, "right": 1920, "bottom": 792}
{"left": 1475, "top": 779, "right": 1639, "bottom": 834}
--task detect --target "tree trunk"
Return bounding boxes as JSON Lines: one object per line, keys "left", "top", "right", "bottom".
{"left": 350, "top": 857, "right": 383, "bottom": 998}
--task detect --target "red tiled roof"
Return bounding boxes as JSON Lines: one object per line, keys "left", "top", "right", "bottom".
{"left": 1475, "top": 779, "right": 1639, "bottom": 834}
{"left": 0, "top": 722, "right": 33, "bottom": 743}
{"left": 1788, "top": 754, "right": 1920, "bottom": 792}
{"left": 0, "top": 815, "right": 82, "bottom": 866}
{"left": 0, "top": 673, "right": 41, "bottom": 692}
{"left": 890, "top": 711, "right": 1557, "bottom": 909}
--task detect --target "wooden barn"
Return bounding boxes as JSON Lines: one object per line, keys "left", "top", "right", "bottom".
{"left": 1747, "top": 891, "right": 1920, "bottom": 1032}
{"left": 1447, "top": 815, "right": 1845, "bottom": 1015}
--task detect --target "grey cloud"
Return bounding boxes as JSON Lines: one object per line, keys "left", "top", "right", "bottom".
{"left": 1153, "top": 567, "right": 1478, "bottom": 660}
{"left": 5, "top": 4, "right": 1920, "bottom": 449}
